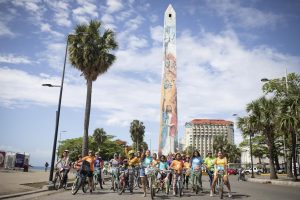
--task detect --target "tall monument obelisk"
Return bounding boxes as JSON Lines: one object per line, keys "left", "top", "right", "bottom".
{"left": 158, "top": 4, "right": 177, "bottom": 156}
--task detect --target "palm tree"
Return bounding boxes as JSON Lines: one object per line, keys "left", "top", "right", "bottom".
{"left": 93, "top": 128, "right": 107, "bottom": 152}
{"left": 129, "top": 120, "right": 145, "bottom": 151}
{"left": 68, "top": 20, "right": 118, "bottom": 156}
{"left": 238, "top": 97, "right": 279, "bottom": 179}
{"left": 213, "top": 135, "right": 227, "bottom": 154}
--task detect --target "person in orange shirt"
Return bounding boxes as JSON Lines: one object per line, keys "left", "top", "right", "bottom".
{"left": 82, "top": 150, "right": 96, "bottom": 193}
{"left": 170, "top": 153, "right": 184, "bottom": 196}
{"left": 73, "top": 154, "right": 83, "bottom": 171}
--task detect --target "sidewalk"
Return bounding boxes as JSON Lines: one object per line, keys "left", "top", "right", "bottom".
{"left": 0, "top": 169, "right": 76, "bottom": 199}
{"left": 246, "top": 174, "right": 300, "bottom": 188}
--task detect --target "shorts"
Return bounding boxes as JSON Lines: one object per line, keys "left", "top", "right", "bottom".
{"left": 87, "top": 171, "right": 93, "bottom": 177}
{"left": 140, "top": 167, "right": 146, "bottom": 177}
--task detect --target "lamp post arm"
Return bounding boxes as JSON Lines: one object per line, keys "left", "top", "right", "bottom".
{"left": 49, "top": 37, "right": 69, "bottom": 183}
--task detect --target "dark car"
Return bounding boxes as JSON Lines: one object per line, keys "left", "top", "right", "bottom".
{"left": 228, "top": 168, "right": 237, "bottom": 175}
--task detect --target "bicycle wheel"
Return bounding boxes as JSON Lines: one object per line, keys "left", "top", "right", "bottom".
{"left": 118, "top": 178, "right": 125, "bottom": 195}
{"left": 165, "top": 177, "right": 170, "bottom": 195}
{"left": 179, "top": 176, "right": 183, "bottom": 197}
{"left": 219, "top": 178, "right": 223, "bottom": 199}
{"left": 53, "top": 173, "right": 61, "bottom": 190}
{"left": 71, "top": 177, "right": 81, "bottom": 195}
{"left": 82, "top": 177, "right": 89, "bottom": 193}
{"left": 149, "top": 176, "right": 154, "bottom": 199}
{"left": 195, "top": 175, "right": 199, "bottom": 194}
{"left": 114, "top": 179, "right": 119, "bottom": 193}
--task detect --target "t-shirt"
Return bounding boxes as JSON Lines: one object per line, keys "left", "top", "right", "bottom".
{"left": 191, "top": 156, "right": 203, "bottom": 171}
{"left": 109, "top": 159, "right": 119, "bottom": 168}
{"left": 171, "top": 160, "right": 183, "bottom": 173}
{"left": 204, "top": 157, "right": 215, "bottom": 171}
{"left": 82, "top": 156, "right": 95, "bottom": 172}
{"left": 142, "top": 156, "right": 153, "bottom": 167}
{"left": 215, "top": 157, "right": 227, "bottom": 171}
{"left": 158, "top": 161, "right": 169, "bottom": 171}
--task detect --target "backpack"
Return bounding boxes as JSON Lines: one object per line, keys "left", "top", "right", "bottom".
{"left": 80, "top": 160, "right": 90, "bottom": 174}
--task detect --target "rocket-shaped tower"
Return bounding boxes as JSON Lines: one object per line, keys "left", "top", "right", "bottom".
{"left": 158, "top": 4, "right": 177, "bottom": 155}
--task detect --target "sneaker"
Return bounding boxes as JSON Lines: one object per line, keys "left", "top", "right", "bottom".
{"left": 173, "top": 191, "right": 176, "bottom": 196}
{"left": 228, "top": 192, "right": 232, "bottom": 198}
{"left": 210, "top": 190, "right": 214, "bottom": 197}
{"left": 143, "top": 192, "right": 146, "bottom": 197}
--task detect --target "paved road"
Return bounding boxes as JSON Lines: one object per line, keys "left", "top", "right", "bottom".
{"left": 8, "top": 176, "right": 300, "bottom": 200}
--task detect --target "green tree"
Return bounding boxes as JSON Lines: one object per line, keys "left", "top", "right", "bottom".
{"left": 238, "top": 97, "right": 279, "bottom": 179}
{"left": 129, "top": 120, "right": 145, "bottom": 151}
{"left": 68, "top": 20, "right": 118, "bottom": 156}
{"left": 93, "top": 128, "right": 108, "bottom": 152}
{"left": 263, "top": 72, "right": 300, "bottom": 180}
{"left": 213, "top": 135, "right": 227, "bottom": 154}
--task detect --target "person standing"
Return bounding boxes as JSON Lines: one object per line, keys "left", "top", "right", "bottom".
{"left": 203, "top": 151, "right": 215, "bottom": 186}
{"left": 45, "top": 162, "right": 49, "bottom": 172}
{"left": 190, "top": 150, "right": 203, "bottom": 192}
{"left": 82, "top": 150, "right": 96, "bottom": 193}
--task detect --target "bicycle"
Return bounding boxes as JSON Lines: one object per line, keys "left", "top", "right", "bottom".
{"left": 133, "top": 166, "right": 142, "bottom": 189}
{"left": 145, "top": 166, "right": 158, "bottom": 199}
{"left": 172, "top": 170, "right": 184, "bottom": 197}
{"left": 111, "top": 167, "right": 120, "bottom": 193}
{"left": 216, "top": 170, "right": 224, "bottom": 199}
{"left": 191, "top": 166, "right": 202, "bottom": 194}
{"left": 71, "top": 170, "right": 89, "bottom": 195}
{"left": 93, "top": 167, "right": 102, "bottom": 190}
{"left": 156, "top": 169, "right": 172, "bottom": 195}
{"left": 53, "top": 167, "right": 69, "bottom": 190}
{"left": 119, "top": 166, "right": 134, "bottom": 195}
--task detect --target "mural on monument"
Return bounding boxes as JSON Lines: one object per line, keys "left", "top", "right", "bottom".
{"left": 159, "top": 5, "right": 177, "bottom": 155}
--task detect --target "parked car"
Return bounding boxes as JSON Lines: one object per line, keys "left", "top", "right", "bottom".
{"left": 243, "top": 167, "right": 263, "bottom": 175}
{"left": 227, "top": 168, "right": 237, "bottom": 175}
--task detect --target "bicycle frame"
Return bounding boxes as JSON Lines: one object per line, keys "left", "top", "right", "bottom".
{"left": 216, "top": 170, "right": 224, "bottom": 199}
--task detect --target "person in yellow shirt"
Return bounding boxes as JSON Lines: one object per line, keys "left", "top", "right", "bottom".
{"left": 124, "top": 146, "right": 140, "bottom": 167}
{"left": 82, "top": 150, "right": 96, "bottom": 193}
{"left": 210, "top": 150, "right": 232, "bottom": 198}
{"left": 183, "top": 155, "right": 191, "bottom": 189}
{"left": 170, "top": 153, "right": 184, "bottom": 196}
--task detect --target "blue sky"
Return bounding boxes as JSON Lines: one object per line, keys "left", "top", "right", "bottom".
{"left": 0, "top": 0, "right": 300, "bottom": 166}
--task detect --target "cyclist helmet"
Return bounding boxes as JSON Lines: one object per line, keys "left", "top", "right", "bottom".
{"left": 123, "top": 159, "right": 128, "bottom": 164}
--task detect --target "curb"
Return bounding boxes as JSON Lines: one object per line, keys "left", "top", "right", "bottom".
{"left": 247, "top": 178, "right": 300, "bottom": 188}
{"left": 0, "top": 189, "right": 48, "bottom": 200}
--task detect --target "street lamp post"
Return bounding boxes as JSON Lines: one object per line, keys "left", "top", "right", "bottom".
{"left": 43, "top": 33, "right": 87, "bottom": 183}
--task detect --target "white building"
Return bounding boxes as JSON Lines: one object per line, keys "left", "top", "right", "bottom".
{"left": 184, "top": 119, "right": 234, "bottom": 156}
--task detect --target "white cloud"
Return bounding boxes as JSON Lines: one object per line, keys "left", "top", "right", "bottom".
{"left": 150, "top": 26, "right": 163, "bottom": 43}
{"left": 72, "top": 0, "right": 98, "bottom": 24}
{"left": 1, "top": 28, "right": 300, "bottom": 146}
{"left": 40, "top": 23, "right": 64, "bottom": 37}
{"left": 127, "top": 35, "right": 148, "bottom": 50}
{"left": 124, "top": 15, "right": 144, "bottom": 31}
{"left": 0, "top": 54, "right": 32, "bottom": 64}
{"left": 206, "top": 0, "right": 283, "bottom": 29}
{"left": 46, "top": 0, "right": 72, "bottom": 27}
{"left": 0, "top": 21, "right": 15, "bottom": 37}
{"left": 106, "top": 0, "right": 123, "bottom": 13}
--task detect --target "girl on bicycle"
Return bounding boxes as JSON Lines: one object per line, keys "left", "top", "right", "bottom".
{"left": 140, "top": 149, "right": 153, "bottom": 197}
{"left": 190, "top": 150, "right": 203, "bottom": 192}
{"left": 183, "top": 155, "right": 191, "bottom": 189}
{"left": 109, "top": 153, "right": 120, "bottom": 191}
{"left": 170, "top": 153, "right": 184, "bottom": 196}
{"left": 210, "top": 150, "right": 232, "bottom": 198}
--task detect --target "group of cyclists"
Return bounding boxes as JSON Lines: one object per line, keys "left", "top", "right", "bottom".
{"left": 54, "top": 147, "right": 232, "bottom": 198}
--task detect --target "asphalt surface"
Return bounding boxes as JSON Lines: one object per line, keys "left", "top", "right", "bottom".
{"left": 5, "top": 175, "right": 300, "bottom": 200}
